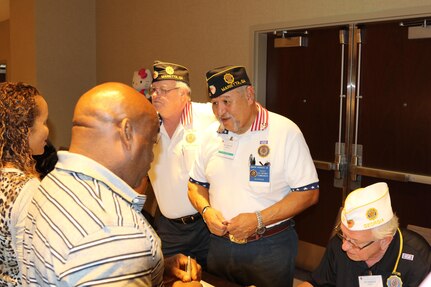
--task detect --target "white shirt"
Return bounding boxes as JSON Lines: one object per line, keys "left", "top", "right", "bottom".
{"left": 190, "top": 105, "right": 319, "bottom": 221}
{"left": 148, "top": 102, "right": 217, "bottom": 218}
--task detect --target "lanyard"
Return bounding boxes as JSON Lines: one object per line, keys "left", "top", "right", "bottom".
{"left": 392, "top": 228, "right": 403, "bottom": 274}
{"left": 386, "top": 228, "right": 403, "bottom": 287}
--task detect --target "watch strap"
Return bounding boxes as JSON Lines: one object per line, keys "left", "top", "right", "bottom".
{"left": 255, "top": 211, "right": 264, "bottom": 229}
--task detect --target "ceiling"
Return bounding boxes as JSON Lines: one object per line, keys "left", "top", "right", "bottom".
{"left": 0, "top": 0, "right": 10, "bottom": 22}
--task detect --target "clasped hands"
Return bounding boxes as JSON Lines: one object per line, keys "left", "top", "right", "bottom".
{"left": 203, "top": 207, "right": 257, "bottom": 241}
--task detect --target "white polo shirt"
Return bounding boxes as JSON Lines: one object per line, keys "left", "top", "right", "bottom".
{"left": 148, "top": 102, "right": 217, "bottom": 218}
{"left": 190, "top": 104, "right": 319, "bottom": 221}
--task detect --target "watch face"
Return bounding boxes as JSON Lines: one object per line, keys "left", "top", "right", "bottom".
{"left": 256, "top": 226, "right": 266, "bottom": 235}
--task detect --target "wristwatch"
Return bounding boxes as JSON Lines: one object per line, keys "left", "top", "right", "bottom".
{"left": 255, "top": 211, "right": 266, "bottom": 235}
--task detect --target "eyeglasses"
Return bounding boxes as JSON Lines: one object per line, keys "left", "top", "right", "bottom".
{"left": 149, "top": 86, "right": 180, "bottom": 96}
{"left": 334, "top": 223, "right": 375, "bottom": 250}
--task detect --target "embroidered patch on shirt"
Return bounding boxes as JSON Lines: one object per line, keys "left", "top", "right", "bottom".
{"left": 401, "top": 253, "right": 414, "bottom": 261}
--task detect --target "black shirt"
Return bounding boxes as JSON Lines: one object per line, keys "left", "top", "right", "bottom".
{"left": 307, "top": 228, "right": 431, "bottom": 287}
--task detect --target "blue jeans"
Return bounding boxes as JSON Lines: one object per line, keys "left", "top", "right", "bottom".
{"left": 207, "top": 223, "right": 298, "bottom": 287}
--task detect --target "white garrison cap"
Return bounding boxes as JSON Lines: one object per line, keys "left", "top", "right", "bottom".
{"left": 341, "top": 182, "right": 394, "bottom": 231}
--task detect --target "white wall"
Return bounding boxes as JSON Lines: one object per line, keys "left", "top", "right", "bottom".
{"left": 6, "top": 0, "right": 97, "bottom": 148}
{"left": 4, "top": 0, "right": 431, "bottom": 147}
{"left": 96, "top": 0, "right": 431, "bottom": 103}
{"left": 35, "top": 0, "right": 97, "bottom": 148}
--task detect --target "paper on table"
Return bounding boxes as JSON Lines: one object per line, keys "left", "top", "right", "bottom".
{"left": 200, "top": 280, "right": 215, "bottom": 287}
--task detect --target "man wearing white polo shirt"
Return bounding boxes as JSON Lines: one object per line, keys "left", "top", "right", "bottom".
{"left": 148, "top": 61, "right": 217, "bottom": 269}
{"left": 188, "top": 65, "right": 319, "bottom": 287}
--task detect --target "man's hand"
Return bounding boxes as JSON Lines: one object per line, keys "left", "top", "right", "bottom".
{"left": 203, "top": 207, "right": 228, "bottom": 236}
{"left": 164, "top": 254, "right": 202, "bottom": 285}
{"left": 225, "top": 212, "right": 257, "bottom": 240}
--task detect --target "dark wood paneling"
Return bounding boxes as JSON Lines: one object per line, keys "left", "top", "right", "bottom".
{"left": 266, "top": 19, "right": 431, "bottom": 246}
{"left": 359, "top": 21, "right": 431, "bottom": 175}
{"left": 266, "top": 27, "right": 344, "bottom": 163}
{"left": 266, "top": 26, "right": 345, "bottom": 246}
{"left": 294, "top": 170, "right": 343, "bottom": 243}
{"left": 358, "top": 20, "right": 431, "bottom": 230}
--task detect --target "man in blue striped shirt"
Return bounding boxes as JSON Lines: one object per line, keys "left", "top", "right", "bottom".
{"left": 21, "top": 82, "right": 201, "bottom": 287}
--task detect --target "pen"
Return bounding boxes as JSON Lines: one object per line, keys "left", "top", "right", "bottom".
{"left": 186, "top": 255, "right": 191, "bottom": 278}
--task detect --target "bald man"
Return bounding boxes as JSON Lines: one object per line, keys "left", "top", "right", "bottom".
{"left": 21, "top": 83, "right": 201, "bottom": 287}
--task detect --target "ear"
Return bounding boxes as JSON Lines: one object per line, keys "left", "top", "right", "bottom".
{"left": 177, "top": 87, "right": 185, "bottom": 97}
{"left": 379, "top": 235, "right": 394, "bottom": 250}
{"left": 119, "top": 118, "right": 133, "bottom": 150}
{"left": 178, "top": 87, "right": 189, "bottom": 97}
{"left": 245, "top": 86, "right": 256, "bottom": 104}
{"left": 178, "top": 88, "right": 191, "bottom": 103}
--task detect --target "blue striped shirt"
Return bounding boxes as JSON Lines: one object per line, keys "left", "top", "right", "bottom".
{"left": 21, "top": 151, "right": 164, "bottom": 286}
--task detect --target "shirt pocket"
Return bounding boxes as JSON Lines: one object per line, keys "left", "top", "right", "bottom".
{"left": 248, "top": 180, "right": 271, "bottom": 198}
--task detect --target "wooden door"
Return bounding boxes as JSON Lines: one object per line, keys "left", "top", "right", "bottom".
{"left": 265, "top": 18, "right": 431, "bottom": 247}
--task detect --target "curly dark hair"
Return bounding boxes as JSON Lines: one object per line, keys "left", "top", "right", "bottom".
{"left": 0, "top": 82, "right": 41, "bottom": 175}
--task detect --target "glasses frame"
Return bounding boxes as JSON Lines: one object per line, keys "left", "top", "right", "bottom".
{"left": 334, "top": 223, "right": 375, "bottom": 250}
{"left": 149, "top": 86, "right": 180, "bottom": 96}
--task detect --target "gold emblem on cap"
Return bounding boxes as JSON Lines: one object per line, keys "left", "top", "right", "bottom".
{"left": 153, "top": 71, "right": 159, "bottom": 79}
{"left": 185, "top": 133, "right": 196, "bottom": 143}
{"left": 166, "top": 66, "right": 174, "bottom": 75}
{"left": 258, "top": 145, "right": 270, "bottom": 157}
{"left": 366, "top": 208, "right": 378, "bottom": 221}
{"left": 224, "top": 73, "right": 234, "bottom": 84}
{"left": 347, "top": 219, "right": 355, "bottom": 228}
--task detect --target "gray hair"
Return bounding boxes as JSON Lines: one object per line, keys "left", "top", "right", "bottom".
{"left": 175, "top": 81, "right": 191, "bottom": 96}
{"left": 371, "top": 214, "right": 399, "bottom": 240}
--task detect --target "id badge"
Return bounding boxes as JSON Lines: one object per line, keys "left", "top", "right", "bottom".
{"left": 217, "top": 137, "right": 238, "bottom": 159}
{"left": 249, "top": 165, "right": 270, "bottom": 183}
{"left": 358, "top": 275, "right": 383, "bottom": 287}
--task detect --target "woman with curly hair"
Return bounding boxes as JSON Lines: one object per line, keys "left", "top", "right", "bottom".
{"left": 0, "top": 82, "right": 49, "bottom": 286}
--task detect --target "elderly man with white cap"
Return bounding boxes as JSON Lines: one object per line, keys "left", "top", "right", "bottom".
{"left": 298, "top": 182, "right": 431, "bottom": 287}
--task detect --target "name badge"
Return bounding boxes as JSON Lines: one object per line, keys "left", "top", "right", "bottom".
{"left": 249, "top": 165, "right": 270, "bottom": 183}
{"left": 218, "top": 137, "right": 238, "bottom": 160}
{"left": 358, "top": 275, "right": 383, "bottom": 287}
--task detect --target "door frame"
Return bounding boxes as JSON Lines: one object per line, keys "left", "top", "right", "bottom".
{"left": 251, "top": 11, "right": 431, "bottom": 194}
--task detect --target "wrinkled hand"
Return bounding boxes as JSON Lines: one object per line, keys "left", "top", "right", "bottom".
{"left": 203, "top": 207, "right": 228, "bottom": 236}
{"left": 225, "top": 212, "right": 257, "bottom": 241}
{"left": 164, "top": 254, "right": 202, "bottom": 285}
